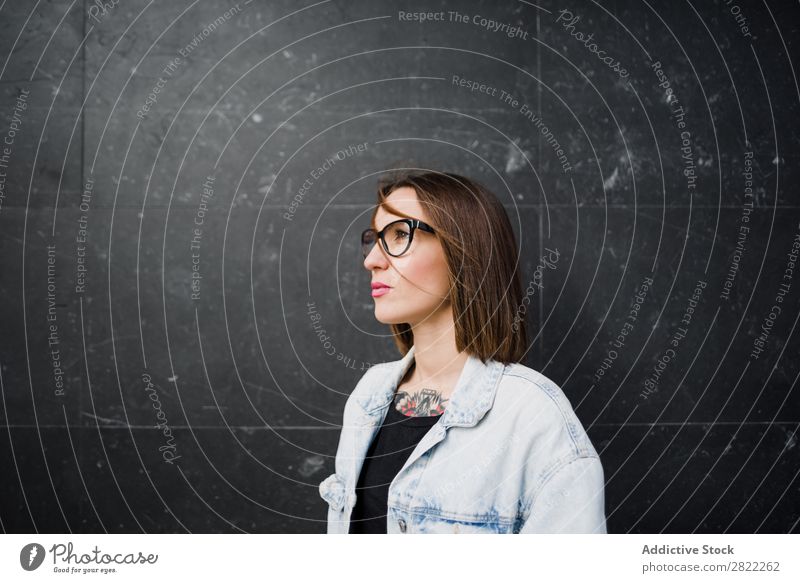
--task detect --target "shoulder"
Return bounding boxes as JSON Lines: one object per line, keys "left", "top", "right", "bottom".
{"left": 351, "top": 360, "right": 398, "bottom": 396}
{"left": 493, "top": 361, "right": 598, "bottom": 459}
{"left": 342, "top": 359, "right": 401, "bottom": 416}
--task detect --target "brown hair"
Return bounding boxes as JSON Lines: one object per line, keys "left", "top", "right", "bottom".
{"left": 370, "top": 170, "right": 528, "bottom": 365}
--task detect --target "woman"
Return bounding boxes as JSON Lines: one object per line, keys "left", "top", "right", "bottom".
{"left": 319, "top": 170, "right": 606, "bottom": 534}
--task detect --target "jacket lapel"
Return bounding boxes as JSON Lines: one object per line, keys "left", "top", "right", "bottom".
{"left": 350, "top": 345, "right": 506, "bottom": 486}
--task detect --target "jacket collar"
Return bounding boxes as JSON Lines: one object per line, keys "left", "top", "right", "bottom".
{"left": 354, "top": 344, "right": 506, "bottom": 428}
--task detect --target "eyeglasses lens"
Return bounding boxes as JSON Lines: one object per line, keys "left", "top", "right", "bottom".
{"left": 384, "top": 222, "right": 412, "bottom": 256}
{"left": 361, "top": 229, "right": 376, "bottom": 258}
{"left": 361, "top": 222, "right": 413, "bottom": 258}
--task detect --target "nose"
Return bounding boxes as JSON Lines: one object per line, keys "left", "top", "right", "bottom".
{"left": 363, "top": 240, "right": 389, "bottom": 271}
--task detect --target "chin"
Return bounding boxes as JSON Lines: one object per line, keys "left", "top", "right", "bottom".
{"left": 373, "top": 311, "right": 403, "bottom": 325}
{"left": 373, "top": 305, "right": 410, "bottom": 325}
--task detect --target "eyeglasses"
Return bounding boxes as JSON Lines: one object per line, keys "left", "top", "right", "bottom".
{"left": 361, "top": 218, "right": 436, "bottom": 259}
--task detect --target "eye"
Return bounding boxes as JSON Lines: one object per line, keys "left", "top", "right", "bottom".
{"left": 391, "top": 226, "right": 410, "bottom": 241}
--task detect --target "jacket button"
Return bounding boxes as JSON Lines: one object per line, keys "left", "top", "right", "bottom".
{"left": 398, "top": 519, "right": 407, "bottom": 533}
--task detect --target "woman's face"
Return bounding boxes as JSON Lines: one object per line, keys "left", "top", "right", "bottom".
{"left": 363, "top": 187, "right": 451, "bottom": 326}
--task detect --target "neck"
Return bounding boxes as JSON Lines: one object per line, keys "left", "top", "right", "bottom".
{"left": 407, "top": 307, "right": 469, "bottom": 390}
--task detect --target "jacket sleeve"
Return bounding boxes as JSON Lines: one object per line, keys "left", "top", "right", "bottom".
{"left": 519, "top": 455, "right": 607, "bottom": 534}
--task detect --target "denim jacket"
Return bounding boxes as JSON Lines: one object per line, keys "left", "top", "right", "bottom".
{"left": 318, "top": 345, "right": 607, "bottom": 534}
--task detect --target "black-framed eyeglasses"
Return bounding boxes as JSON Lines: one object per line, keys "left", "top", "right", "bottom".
{"left": 361, "top": 219, "right": 436, "bottom": 259}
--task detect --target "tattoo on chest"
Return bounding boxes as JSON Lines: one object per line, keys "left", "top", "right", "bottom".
{"left": 394, "top": 387, "right": 448, "bottom": 417}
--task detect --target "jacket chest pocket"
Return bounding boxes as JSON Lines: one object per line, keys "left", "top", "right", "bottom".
{"left": 415, "top": 514, "right": 516, "bottom": 534}
{"left": 388, "top": 506, "right": 517, "bottom": 534}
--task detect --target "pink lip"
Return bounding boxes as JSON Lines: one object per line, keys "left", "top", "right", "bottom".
{"left": 371, "top": 286, "right": 391, "bottom": 298}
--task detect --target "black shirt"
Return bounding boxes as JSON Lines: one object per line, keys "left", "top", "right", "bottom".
{"left": 348, "top": 402, "right": 442, "bottom": 534}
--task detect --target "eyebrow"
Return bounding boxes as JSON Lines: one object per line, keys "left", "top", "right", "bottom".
{"left": 373, "top": 217, "right": 419, "bottom": 231}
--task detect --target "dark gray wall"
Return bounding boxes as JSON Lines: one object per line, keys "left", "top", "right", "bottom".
{"left": 0, "top": 0, "right": 798, "bottom": 533}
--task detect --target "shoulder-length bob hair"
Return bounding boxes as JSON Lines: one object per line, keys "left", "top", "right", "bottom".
{"left": 371, "top": 170, "right": 528, "bottom": 365}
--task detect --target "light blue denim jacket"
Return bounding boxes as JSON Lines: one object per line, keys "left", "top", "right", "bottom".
{"left": 319, "top": 345, "right": 607, "bottom": 534}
